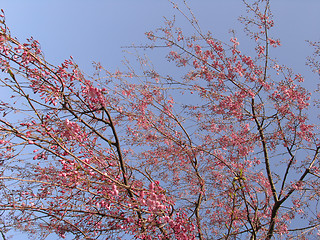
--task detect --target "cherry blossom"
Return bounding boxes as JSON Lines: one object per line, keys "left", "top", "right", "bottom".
{"left": 0, "top": 1, "right": 320, "bottom": 239}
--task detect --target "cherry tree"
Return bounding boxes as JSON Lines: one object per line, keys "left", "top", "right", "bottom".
{"left": 0, "top": 0, "right": 320, "bottom": 239}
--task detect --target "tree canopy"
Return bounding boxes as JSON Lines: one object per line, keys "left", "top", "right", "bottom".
{"left": 1, "top": 1, "right": 320, "bottom": 239}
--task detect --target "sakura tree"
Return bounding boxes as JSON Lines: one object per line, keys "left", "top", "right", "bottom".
{"left": 0, "top": 0, "right": 320, "bottom": 239}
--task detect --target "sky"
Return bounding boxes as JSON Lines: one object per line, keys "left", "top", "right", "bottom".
{"left": 0, "top": 0, "right": 320, "bottom": 239}
{"left": 0, "top": 0, "right": 319, "bottom": 78}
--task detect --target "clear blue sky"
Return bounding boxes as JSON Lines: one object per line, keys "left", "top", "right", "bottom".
{"left": 0, "top": 0, "right": 319, "bottom": 239}
{"left": 1, "top": 0, "right": 319, "bottom": 75}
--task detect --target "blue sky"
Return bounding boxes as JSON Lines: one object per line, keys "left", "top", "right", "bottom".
{"left": 1, "top": 0, "right": 319, "bottom": 77}
{"left": 0, "top": 0, "right": 320, "bottom": 239}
